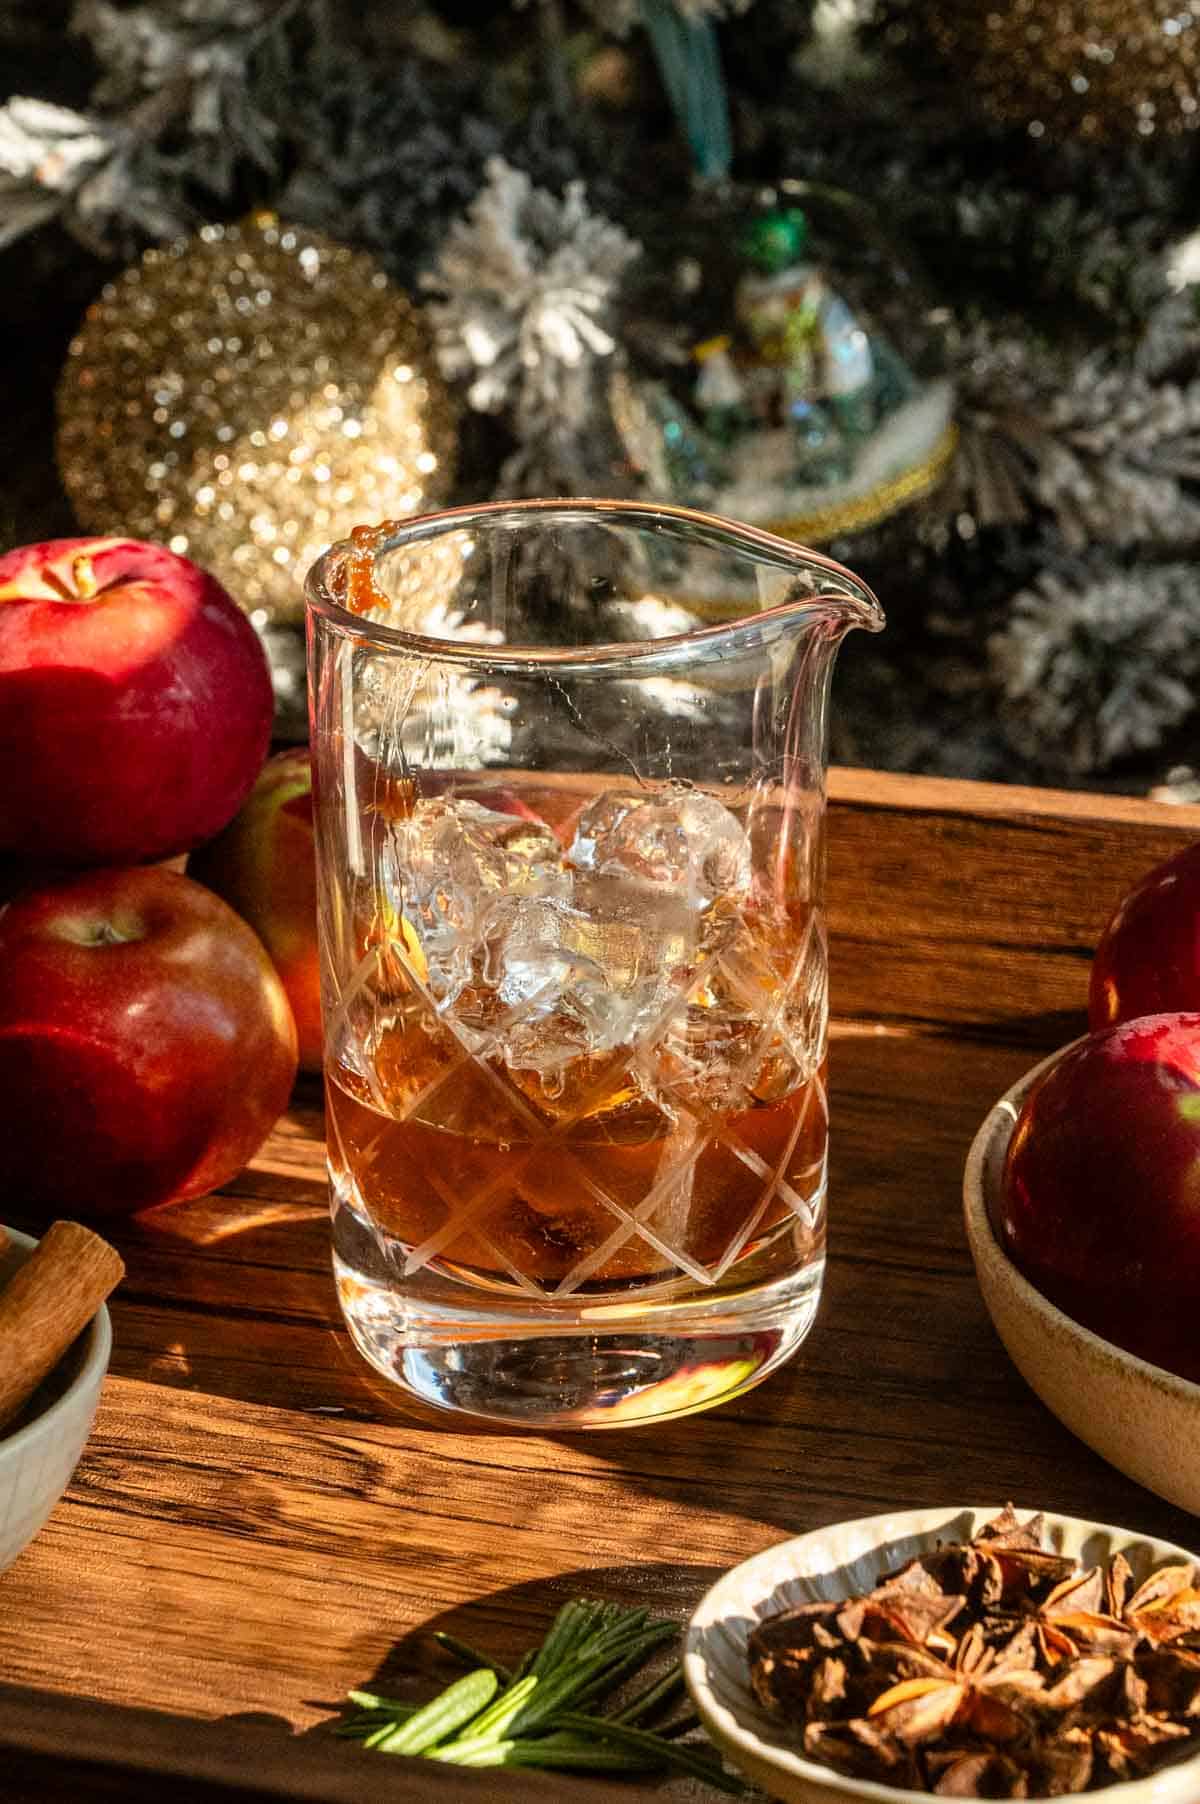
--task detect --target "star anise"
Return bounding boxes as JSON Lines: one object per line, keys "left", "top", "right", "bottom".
{"left": 863, "top": 1561, "right": 969, "bottom": 1654}
{"left": 924, "top": 1747, "right": 1033, "bottom": 1798}
{"left": 1095, "top": 1714, "right": 1193, "bottom": 1779}
{"left": 1124, "top": 1564, "right": 1200, "bottom": 1644}
{"left": 862, "top": 1619, "right": 1044, "bottom": 1748}
{"left": 749, "top": 1599, "right": 853, "bottom": 1717}
{"left": 973, "top": 1506, "right": 1079, "bottom": 1602}
{"left": 1137, "top": 1643, "right": 1200, "bottom": 1715}
{"left": 747, "top": 1508, "right": 1200, "bottom": 1797}
{"left": 996, "top": 1563, "right": 1137, "bottom": 1666}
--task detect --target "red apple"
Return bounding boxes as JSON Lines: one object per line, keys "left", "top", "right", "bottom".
{"left": 190, "top": 749, "right": 323, "bottom": 1074}
{"left": 1089, "top": 839, "right": 1200, "bottom": 1030}
{"left": 998, "top": 1013, "right": 1200, "bottom": 1383}
{"left": 0, "top": 536, "right": 273, "bottom": 865}
{"left": 0, "top": 866, "right": 298, "bottom": 1218}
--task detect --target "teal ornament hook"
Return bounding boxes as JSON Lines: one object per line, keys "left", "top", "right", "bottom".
{"left": 638, "top": 0, "right": 733, "bottom": 183}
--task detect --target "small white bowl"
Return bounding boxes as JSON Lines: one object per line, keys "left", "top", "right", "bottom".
{"left": 685, "top": 1506, "right": 1200, "bottom": 1804}
{"left": 0, "top": 1224, "right": 112, "bottom": 1574}
{"left": 963, "top": 1052, "right": 1200, "bottom": 1517}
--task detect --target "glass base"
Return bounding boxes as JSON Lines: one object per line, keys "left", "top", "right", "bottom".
{"left": 332, "top": 1191, "right": 823, "bottom": 1428}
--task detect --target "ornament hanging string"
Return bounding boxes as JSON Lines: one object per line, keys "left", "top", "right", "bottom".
{"left": 638, "top": 0, "right": 732, "bottom": 181}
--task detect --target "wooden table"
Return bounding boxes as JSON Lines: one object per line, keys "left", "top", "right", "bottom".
{"left": 4, "top": 767, "right": 1200, "bottom": 1801}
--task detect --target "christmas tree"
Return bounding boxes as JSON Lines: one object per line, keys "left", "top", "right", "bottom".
{"left": 5, "top": 0, "right": 1200, "bottom": 793}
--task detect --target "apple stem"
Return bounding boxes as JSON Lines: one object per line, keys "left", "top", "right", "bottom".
{"left": 72, "top": 555, "right": 99, "bottom": 599}
{"left": 55, "top": 917, "right": 142, "bottom": 948}
{"left": 38, "top": 555, "right": 101, "bottom": 604}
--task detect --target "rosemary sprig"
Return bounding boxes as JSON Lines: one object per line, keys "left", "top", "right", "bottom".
{"left": 432, "top": 1630, "right": 514, "bottom": 1684}
{"left": 337, "top": 1597, "right": 745, "bottom": 1791}
{"left": 608, "top": 1662, "right": 686, "bottom": 1725}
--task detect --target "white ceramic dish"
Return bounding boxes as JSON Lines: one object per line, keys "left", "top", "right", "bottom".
{"left": 685, "top": 1506, "right": 1200, "bottom": 1804}
{"left": 963, "top": 1051, "right": 1200, "bottom": 1517}
{"left": 0, "top": 1224, "right": 112, "bottom": 1574}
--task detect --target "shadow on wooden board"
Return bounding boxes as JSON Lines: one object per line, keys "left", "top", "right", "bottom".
{"left": 0, "top": 1680, "right": 651, "bottom": 1803}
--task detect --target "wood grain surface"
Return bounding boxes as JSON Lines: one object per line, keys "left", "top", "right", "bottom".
{"left": 3, "top": 767, "right": 1200, "bottom": 1800}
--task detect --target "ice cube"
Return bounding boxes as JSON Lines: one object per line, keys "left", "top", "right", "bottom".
{"left": 569, "top": 871, "right": 698, "bottom": 1001}
{"left": 460, "top": 879, "right": 701, "bottom": 1093}
{"left": 465, "top": 894, "right": 628, "bottom": 1082}
{"left": 386, "top": 795, "right": 569, "bottom": 1003}
{"left": 487, "top": 897, "right": 610, "bottom": 1016}
{"left": 657, "top": 912, "right": 821, "bottom": 1111}
{"left": 568, "top": 786, "right": 751, "bottom": 911}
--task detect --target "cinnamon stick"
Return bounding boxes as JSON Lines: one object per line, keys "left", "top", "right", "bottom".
{"left": 0, "top": 1221, "right": 124, "bottom": 1431}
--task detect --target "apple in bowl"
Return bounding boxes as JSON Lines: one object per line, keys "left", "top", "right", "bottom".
{"left": 0, "top": 536, "right": 273, "bottom": 866}
{"left": 964, "top": 847, "right": 1200, "bottom": 1508}
{"left": 996, "top": 1013, "right": 1200, "bottom": 1387}
{"left": 1090, "top": 839, "right": 1200, "bottom": 1030}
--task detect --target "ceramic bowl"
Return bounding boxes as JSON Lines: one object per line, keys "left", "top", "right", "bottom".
{"left": 684, "top": 1506, "right": 1200, "bottom": 1804}
{"left": 963, "top": 1052, "right": 1200, "bottom": 1517}
{"left": 0, "top": 1225, "right": 112, "bottom": 1574}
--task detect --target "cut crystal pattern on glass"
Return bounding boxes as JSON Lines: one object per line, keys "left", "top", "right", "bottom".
{"left": 324, "top": 797, "right": 828, "bottom": 1298}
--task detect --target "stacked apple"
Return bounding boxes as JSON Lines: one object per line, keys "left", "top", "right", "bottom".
{"left": 995, "top": 840, "right": 1200, "bottom": 1385}
{"left": 0, "top": 537, "right": 315, "bottom": 1220}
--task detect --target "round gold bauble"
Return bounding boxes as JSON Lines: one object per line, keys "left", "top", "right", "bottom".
{"left": 910, "top": 0, "right": 1200, "bottom": 140}
{"left": 56, "top": 213, "right": 457, "bottom": 625}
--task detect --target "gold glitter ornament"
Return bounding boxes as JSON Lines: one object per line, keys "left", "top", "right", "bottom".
{"left": 909, "top": 0, "right": 1200, "bottom": 140}
{"left": 55, "top": 213, "right": 457, "bottom": 626}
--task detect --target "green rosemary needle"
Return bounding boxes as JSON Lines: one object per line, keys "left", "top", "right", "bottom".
{"left": 337, "top": 1596, "right": 745, "bottom": 1791}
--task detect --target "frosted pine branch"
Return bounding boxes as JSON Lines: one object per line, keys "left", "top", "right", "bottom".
{"left": 949, "top": 327, "right": 1200, "bottom": 552}
{"left": 990, "top": 560, "right": 1200, "bottom": 775}
{"left": 424, "top": 157, "right": 639, "bottom": 421}
{"left": 72, "top": 0, "right": 287, "bottom": 189}
{"left": 423, "top": 157, "right": 639, "bottom": 492}
{"left": 0, "top": 1, "right": 294, "bottom": 253}
{"left": 0, "top": 99, "right": 115, "bottom": 248}
{"left": 72, "top": 0, "right": 271, "bottom": 109}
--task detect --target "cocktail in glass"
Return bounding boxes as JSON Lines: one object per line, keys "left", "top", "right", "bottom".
{"left": 306, "top": 501, "right": 883, "bottom": 1427}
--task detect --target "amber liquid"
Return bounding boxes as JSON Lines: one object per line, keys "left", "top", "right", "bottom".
{"left": 326, "top": 777, "right": 827, "bottom": 1295}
